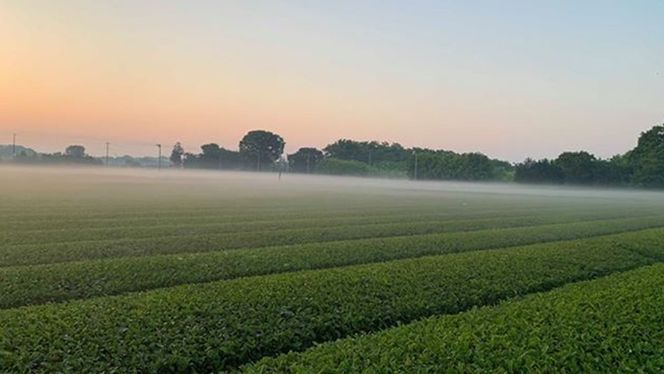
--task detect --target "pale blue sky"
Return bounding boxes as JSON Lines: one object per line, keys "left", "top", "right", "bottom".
{"left": 1, "top": 0, "right": 663, "bottom": 160}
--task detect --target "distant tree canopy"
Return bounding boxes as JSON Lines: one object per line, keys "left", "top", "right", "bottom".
{"left": 11, "top": 124, "right": 662, "bottom": 189}
{"left": 183, "top": 143, "right": 243, "bottom": 170}
{"left": 288, "top": 148, "right": 324, "bottom": 173}
{"left": 14, "top": 145, "right": 102, "bottom": 165}
{"left": 239, "top": 130, "right": 285, "bottom": 171}
{"left": 0, "top": 145, "right": 36, "bottom": 160}
{"left": 514, "top": 159, "right": 563, "bottom": 184}
{"left": 324, "top": 140, "right": 409, "bottom": 165}
{"left": 629, "top": 125, "right": 664, "bottom": 188}
{"left": 170, "top": 142, "right": 184, "bottom": 167}
{"left": 408, "top": 150, "right": 512, "bottom": 181}
{"left": 555, "top": 151, "right": 597, "bottom": 185}
{"left": 65, "top": 145, "right": 86, "bottom": 158}
{"left": 513, "top": 124, "right": 664, "bottom": 187}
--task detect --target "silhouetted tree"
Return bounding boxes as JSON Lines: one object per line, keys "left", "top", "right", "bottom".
{"left": 183, "top": 143, "right": 243, "bottom": 170}
{"left": 239, "top": 130, "right": 285, "bottom": 171}
{"left": 629, "top": 125, "right": 664, "bottom": 187}
{"left": 65, "top": 145, "right": 86, "bottom": 158}
{"left": 170, "top": 142, "right": 184, "bottom": 167}
{"left": 554, "top": 151, "right": 597, "bottom": 184}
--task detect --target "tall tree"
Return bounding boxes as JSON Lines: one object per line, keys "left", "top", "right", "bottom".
{"left": 239, "top": 130, "right": 285, "bottom": 171}
{"left": 65, "top": 145, "right": 86, "bottom": 158}
{"left": 170, "top": 142, "right": 184, "bottom": 167}
{"left": 554, "top": 151, "right": 597, "bottom": 184}
{"left": 629, "top": 125, "right": 664, "bottom": 187}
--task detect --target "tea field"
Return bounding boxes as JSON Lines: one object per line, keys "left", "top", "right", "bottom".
{"left": 1, "top": 166, "right": 663, "bottom": 372}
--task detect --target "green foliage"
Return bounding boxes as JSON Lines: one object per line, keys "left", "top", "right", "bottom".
{"left": 5, "top": 206, "right": 654, "bottom": 267}
{"left": 630, "top": 125, "right": 664, "bottom": 187}
{"left": 248, "top": 264, "right": 664, "bottom": 372}
{"left": 2, "top": 232, "right": 663, "bottom": 372}
{"left": 3, "top": 169, "right": 664, "bottom": 372}
{"left": 3, "top": 216, "right": 664, "bottom": 309}
{"left": 515, "top": 125, "right": 664, "bottom": 187}
{"left": 409, "top": 150, "right": 512, "bottom": 181}
{"left": 323, "top": 139, "right": 408, "bottom": 164}
{"left": 555, "top": 151, "right": 597, "bottom": 184}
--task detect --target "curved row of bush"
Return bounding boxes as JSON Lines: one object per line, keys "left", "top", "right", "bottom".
{"left": 6, "top": 211, "right": 656, "bottom": 268}
{"left": 0, "top": 198, "right": 472, "bottom": 230}
{"left": 0, "top": 203, "right": 446, "bottom": 231}
{"left": 0, "top": 204, "right": 602, "bottom": 246}
{"left": 247, "top": 264, "right": 664, "bottom": 372}
{"left": 3, "top": 220, "right": 664, "bottom": 309}
{"left": 2, "top": 231, "right": 664, "bottom": 372}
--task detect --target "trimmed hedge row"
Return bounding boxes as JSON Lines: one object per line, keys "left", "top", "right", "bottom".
{"left": 247, "top": 264, "right": 664, "bottom": 372}
{"left": 3, "top": 220, "right": 664, "bottom": 309}
{"left": 0, "top": 197, "right": 552, "bottom": 230}
{"left": 0, "top": 205, "right": 603, "bottom": 246}
{"left": 1, "top": 231, "right": 663, "bottom": 372}
{"left": 5, "top": 212, "right": 657, "bottom": 268}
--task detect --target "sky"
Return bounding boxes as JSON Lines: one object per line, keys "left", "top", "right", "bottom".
{"left": 0, "top": 0, "right": 662, "bottom": 161}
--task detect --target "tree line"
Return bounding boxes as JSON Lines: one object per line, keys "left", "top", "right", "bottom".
{"left": 4, "top": 124, "right": 663, "bottom": 188}
{"left": 7, "top": 145, "right": 102, "bottom": 166}
{"left": 514, "top": 125, "right": 664, "bottom": 188}
{"left": 169, "top": 130, "right": 514, "bottom": 180}
{"left": 173, "top": 125, "right": 663, "bottom": 188}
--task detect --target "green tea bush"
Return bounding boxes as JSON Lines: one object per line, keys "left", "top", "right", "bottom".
{"left": 1, "top": 235, "right": 660, "bottom": 372}
{"left": 3, "top": 220, "right": 664, "bottom": 309}
{"left": 247, "top": 264, "right": 664, "bottom": 372}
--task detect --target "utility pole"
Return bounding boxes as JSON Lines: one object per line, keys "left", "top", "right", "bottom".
{"left": 413, "top": 150, "right": 418, "bottom": 181}
{"left": 257, "top": 152, "right": 261, "bottom": 172}
{"left": 105, "top": 142, "right": 110, "bottom": 167}
{"left": 156, "top": 144, "right": 162, "bottom": 171}
{"left": 12, "top": 133, "right": 16, "bottom": 158}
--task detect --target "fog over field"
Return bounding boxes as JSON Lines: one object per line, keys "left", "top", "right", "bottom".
{"left": 3, "top": 164, "right": 664, "bottom": 207}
